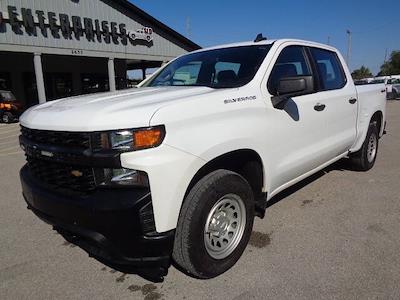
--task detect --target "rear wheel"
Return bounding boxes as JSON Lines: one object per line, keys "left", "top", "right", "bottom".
{"left": 350, "top": 121, "right": 379, "bottom": 171}
{"left": 173, "top": 169, "right": 254, "bottom": 278}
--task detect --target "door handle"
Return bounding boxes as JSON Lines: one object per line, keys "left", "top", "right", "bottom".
{"left": 349, "top": 98, "right": 357, "bottom": 104}
{"left": 314, "top": 103, "right": 326, "bottom": 111}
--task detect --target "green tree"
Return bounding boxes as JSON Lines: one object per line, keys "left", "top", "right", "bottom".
{"left": 351, "top": 66, "right": 373, "bottom": 80}
{"left": 378, "top": 50, "right": 400, "bottom": 76}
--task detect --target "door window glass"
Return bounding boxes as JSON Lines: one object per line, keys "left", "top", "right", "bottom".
{"left": 310, "top": 48, "right": 347, "bottom": 91}
{"left": 268, "top": 46, "right": 311, "bottom": 95}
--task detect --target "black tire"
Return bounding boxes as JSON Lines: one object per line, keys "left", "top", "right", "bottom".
{"left": 2, "top": 112, "right": 13, "bottom": 123}
{"left": 350, "top": 121, "right": 379, "bottom": 171}
{"left": 173, "top": 169, "right": 255, "bottom": 279}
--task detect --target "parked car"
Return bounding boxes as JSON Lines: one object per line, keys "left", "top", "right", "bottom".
{"left": 370, "top": 77, "right": 400, "bottom": 99}
{"left": 0, "top": 90, "right": 23, "bottom": 123}
{"left": 392, "top": 82, "right": 400, "bottom": 99}
{"left": 19, "top": 38, "right": 386, "bottom": 281}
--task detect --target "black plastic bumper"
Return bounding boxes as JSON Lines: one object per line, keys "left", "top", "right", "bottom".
{"left": 20, "top": 165, "right": 174, "bottom": 281}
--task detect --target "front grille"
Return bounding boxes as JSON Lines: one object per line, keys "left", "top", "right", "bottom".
{"left": 27, "top": 156, "right": 96, "bottom": 193}
{"left": 21, "top": 126, "right": 90, "bottom": 149}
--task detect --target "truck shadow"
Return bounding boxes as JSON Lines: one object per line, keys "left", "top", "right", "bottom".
{"left": 267, "top": 158, "right": 353, "bottom": 208}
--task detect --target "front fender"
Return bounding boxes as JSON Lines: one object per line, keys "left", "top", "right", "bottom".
{"left": 120, "top": 144, "right": 205, "bottom": 233}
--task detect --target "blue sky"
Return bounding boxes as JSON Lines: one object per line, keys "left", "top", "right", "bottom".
{"left": 131, "top": 0, "right": 400, "bottom": 75}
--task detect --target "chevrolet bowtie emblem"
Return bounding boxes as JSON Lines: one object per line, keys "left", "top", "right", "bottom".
{"left": 71, "top": 170, "right": 83, "bottom": 177}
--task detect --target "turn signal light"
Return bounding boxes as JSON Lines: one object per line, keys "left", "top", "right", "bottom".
{"left": 1, "top": 103, "right": 11, "bottom": 109}
{"left": 134, "top": 127, "right": 165, "bottom": 150}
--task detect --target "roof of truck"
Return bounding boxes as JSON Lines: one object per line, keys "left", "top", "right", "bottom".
{"left": 190, "top": 39, "right": 338, "bottom": 54}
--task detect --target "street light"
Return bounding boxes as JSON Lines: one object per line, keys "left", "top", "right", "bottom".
{"left": 346, "top": 29, "right": 352, "bottom": 67}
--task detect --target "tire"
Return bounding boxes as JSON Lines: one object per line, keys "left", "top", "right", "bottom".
{"left": 173, "top": 169, "right": 255, "bottom": 279}
{"left": 2, "top": 112, "right": 13, "bottom": 123}
{"left": 350, "top": 121, "right": 379, "bottom": 171}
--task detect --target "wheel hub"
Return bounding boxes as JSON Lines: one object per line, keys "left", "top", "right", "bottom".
{"left": 204, "top": 194, "right": 246, "bottom": 260}
{"left": 209, "top": 212, "right": 230, "bottom": 237}
{"left": 367, "top": 132, "right": 377, "bottom": 163}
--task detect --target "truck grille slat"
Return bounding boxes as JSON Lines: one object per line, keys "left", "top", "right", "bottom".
{"left": 27, "top": 157, "right": 96, "bottom": 193}
{"left": 21, "top": 127, "right": 90, "bottom": 148}
{"left": 21, "top": 126, "right": 98, "bottom": 194}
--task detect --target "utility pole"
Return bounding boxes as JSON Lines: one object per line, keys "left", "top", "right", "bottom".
{"left": 384, "top": 48, "right": 388, "bottom": 63}
{"left": 327, "top": 36, "right": 330, "bottom": 45}
{"left": 346, "top": 30, "right": 352, "bottom": 67}
{"left": 186, "top": 16, "right": 192, "bottom": 38}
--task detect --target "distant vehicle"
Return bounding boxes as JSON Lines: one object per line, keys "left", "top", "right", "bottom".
{"left": 370, "top": 76, "right": 400, "bottom": 99}
{"left": 392, "top": 82, "right": 400, "bottom": 99}
{"left": 354, "top": 78, "right": 372, "bottom": 85}
{"left": 0, "top": 90, "right": 23, "bottom": 123}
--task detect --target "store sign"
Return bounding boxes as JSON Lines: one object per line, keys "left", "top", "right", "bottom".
{"left": 0, "top": 6, "right": 154, "bottom": 46}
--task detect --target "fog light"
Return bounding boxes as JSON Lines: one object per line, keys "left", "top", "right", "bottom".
{"left": 99, "top": 168, "right": 149, "bottom": 187}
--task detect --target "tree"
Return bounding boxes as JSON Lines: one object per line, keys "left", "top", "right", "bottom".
{"left": 377, "top": 50, "right": 400, "bottom": 76}
{"left": 351, "top": 66, "right": 372, "bottom": 80}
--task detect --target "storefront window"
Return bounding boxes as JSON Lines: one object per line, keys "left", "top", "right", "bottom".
{"left": 0, "top": 72, "right": 12, "bottom": 90}
{"left": 23, "top": 72, "right": 38, "bottom": 107}
{"left": 81, "top": 74, "right": 109, "bottom": 94}
{"left": 45, "top": 73, "right": 73, "bottom": 101}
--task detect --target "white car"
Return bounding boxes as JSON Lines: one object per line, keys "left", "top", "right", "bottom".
{"left": 388, "top": 79, "right": 400, "bottom": 99}
{"left": 19, "top": 38, "right": 386, "bottom": 280}
{"left": 371, "top": 76, "right": 400, "bottom": 99}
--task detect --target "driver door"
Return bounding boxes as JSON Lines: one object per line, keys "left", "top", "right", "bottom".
{"left": 264, "top": 45, "right": 333, "bottom": 192}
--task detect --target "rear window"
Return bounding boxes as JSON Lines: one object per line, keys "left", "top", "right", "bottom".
{"left": 310, "top": 48, "right": 347, "bottom": 91}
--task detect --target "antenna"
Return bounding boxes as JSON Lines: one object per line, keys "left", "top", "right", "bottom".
{"left": 254, "top": 33, "right": 267, "bottom": 42}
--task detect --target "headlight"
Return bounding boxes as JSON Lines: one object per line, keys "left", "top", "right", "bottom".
{"left": 98, "top": 168, "right": 149, "bottom": 187}
{"left": 100, "top": 125, "right": 165, "bottom": 151}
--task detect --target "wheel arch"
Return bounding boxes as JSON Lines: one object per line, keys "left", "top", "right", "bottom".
{"left": 371, "top": 110, "right": 384, "bottom": 136}
{"left": 183, "top": 148, "right": 267, "bottom": 217}
{"left": 351, "top": 109, "right": 385, "bottom": 153}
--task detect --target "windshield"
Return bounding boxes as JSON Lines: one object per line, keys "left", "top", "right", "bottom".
{"left": 144, "top": 45, "right": 271, "bottom": 88}
{"left": 0, "top": 91, "right": 16, "bottom": 101}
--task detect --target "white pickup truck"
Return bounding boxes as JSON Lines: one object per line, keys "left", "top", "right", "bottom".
{"left": 19, "top": 38, "right": 386, "bottom": 281}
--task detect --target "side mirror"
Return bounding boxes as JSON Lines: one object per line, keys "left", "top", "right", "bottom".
{"left": 271, "top": 75, "right": 314, "bottom": 108}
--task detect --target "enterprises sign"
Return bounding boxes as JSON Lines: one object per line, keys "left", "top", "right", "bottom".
{"left": 0, "top": 6, "right": 154, "bottom": 46}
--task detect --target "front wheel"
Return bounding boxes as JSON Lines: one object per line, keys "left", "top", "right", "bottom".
{"left": 350, "top": 121, "right": 379, "bottom": 171}
{"left": 173, "top": 169, "right": 254, "bottom": 279}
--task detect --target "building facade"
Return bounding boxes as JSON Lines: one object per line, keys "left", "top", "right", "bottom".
{"left": 0, "top": 0, "right": 199, "bottom": 107}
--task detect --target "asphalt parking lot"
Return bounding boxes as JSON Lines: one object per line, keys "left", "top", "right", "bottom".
{"left": 1, "top": 101, "right": 400, "bottom": 299}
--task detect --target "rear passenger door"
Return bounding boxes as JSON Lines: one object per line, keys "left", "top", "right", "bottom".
{"left": 308, "top": 47, "right": 358, "bottom": 157}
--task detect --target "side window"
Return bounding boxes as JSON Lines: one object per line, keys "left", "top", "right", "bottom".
{"left": 310, "top": 48, "right": 347, "bottom": 91}
{"left": 268, "top": 46, "right": 311, "bottom": 95}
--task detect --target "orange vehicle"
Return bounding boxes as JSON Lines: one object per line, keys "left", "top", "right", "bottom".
{"left": 0, "top": 90, "right": 23, "bottom": 123}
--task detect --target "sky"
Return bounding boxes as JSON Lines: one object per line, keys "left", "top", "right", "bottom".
{"left": 131, "top": 0, "right": 400, "bottom": 75}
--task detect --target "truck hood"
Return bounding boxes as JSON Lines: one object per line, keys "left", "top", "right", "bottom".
{"left": 20, "top": 87, "right": 215, "bottom": 131}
